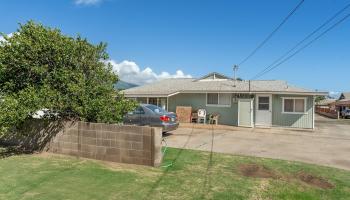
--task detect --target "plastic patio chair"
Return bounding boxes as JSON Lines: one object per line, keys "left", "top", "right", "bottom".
{"left": 209, "top": 113, "right": 220, "bottom": 125}
{"left": 197, "top": 109, "right": 206, "bottom": 124}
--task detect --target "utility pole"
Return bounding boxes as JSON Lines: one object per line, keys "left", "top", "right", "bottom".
{"left": 233, "top": 65, "right": 239, "bottom": 87}
{"left": 233, "top": 65, "right": 239, "bottom": 80}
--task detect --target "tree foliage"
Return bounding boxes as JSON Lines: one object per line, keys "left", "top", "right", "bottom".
{"left": 0, "top": 21, "right": 136, "bottom": 135}
{"left": 315, "top": 95, "right": 326, "bottom": 103}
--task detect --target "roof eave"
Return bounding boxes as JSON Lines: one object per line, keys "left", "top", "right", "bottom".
{"left": 124, "top": 90, "right": 328, "bottom": 97}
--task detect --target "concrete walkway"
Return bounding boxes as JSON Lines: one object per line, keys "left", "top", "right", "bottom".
{"left": 165, "top": 115, "right": 350, "bottom": 171}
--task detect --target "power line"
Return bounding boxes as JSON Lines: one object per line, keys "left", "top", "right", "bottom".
{"left": 251, "top": 12, "right": 350, "bottom": 80}
{"left": 251, "top": 3, "right": 350, "bottom": 80}
{"left": 238, "top": 0, "right": 305, "bottom": 66}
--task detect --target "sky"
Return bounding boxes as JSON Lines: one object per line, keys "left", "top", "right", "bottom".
{"left": 0, "top": 0, "right": 349, "bottom": 95}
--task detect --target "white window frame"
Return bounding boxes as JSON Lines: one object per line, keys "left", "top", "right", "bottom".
{"left": 206, "top": 93, "right": 231, "bottom": 107}
{"left": 281, "top": 97, "right": 307, "bottom": 114}
{"left": 257, "top": 96, "right": 270, "bottom": 111}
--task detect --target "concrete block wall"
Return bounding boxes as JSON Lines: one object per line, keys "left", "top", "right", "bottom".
{"left": 47, "top": 122, "right": 163, "bottom": 167}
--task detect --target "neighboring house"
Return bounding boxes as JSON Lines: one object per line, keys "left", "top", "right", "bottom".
{"left": 114, "top": 80, "right": 138, "bottom": 91}
{"left": 336, "top": 92, "right": 350, "bottom": 112}
{"left": 339, "top": 92, "right": 350, "bottom": 100}
{"left": 123, "top": 72, "right": 327, "bottom": 129}
{"left": 315, "top": 98, "right": 338, "bottom": 118}
{"left": 316, "top": 99, "right": 336, "bottom": 110}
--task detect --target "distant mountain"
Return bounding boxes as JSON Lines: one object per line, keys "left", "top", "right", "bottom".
{"left": 114, "top": 80, "right": 138, "bottom": 90}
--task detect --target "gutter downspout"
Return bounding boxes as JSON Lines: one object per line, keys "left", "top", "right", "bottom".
{"left": 249, "top": 80, "right": 255, "bottom": 128}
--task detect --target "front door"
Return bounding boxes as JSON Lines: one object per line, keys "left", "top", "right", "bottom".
{"left": 255, "top": 94, "right": 272, "bottom": 127}
{"left": 238, "top": 99, "right": 253, "bottom": 127}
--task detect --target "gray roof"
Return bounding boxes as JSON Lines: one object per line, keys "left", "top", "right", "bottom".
{"left": 196, "top": 72, "right": 231, "bottom": 80}
{"left": 123, "top": 77, "right": 327, "bottom": 97}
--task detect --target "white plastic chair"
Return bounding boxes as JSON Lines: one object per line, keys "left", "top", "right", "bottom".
{"left": 197, "top": 109, "right": 206, "bottom": 124}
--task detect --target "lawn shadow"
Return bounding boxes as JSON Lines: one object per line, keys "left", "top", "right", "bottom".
{"left": 144, "top": 124, "right": 195, "bottom": 199}
{"left": 0, "top": 145, "right": 31, "bottom": 159}
{"left": 199, "top": 124, "right": 215, "bottom": 199}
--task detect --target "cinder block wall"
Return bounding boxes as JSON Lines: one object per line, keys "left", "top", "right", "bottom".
{"left": 47, "top": 122, "right": 163, "bottom": 167}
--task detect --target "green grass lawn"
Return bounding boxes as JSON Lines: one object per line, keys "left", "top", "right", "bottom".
{"left": 0, "top": 148, "right": 350, "bottom": 200}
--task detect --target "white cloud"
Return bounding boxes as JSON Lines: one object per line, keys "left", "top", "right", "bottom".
{"left": 329, "top": 91, "right": 341, "bottom": 99}
{"left": 0, "top": 33, "right": 13, "bottom": 43}
{"left": 108, "top": 60, "right": 192, "bottom": 85}
{"left": 74, "top": 0, "right": 103, "bottom": 6}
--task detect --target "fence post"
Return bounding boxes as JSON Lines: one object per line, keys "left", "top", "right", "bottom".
{"left": 337, "top": 111, "right": 340, "bottom": 120}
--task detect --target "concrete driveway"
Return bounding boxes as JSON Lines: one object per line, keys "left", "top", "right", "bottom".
{"left": 165, "top": 114, "right": 350, "bottom": 170}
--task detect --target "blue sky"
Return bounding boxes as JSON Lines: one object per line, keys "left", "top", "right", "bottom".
{"left": 1, "top": 0, "right": 349, "bottom": 94}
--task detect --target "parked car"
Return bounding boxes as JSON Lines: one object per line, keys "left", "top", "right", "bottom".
{"left": 341, "top": 109, "right": 350, "bottom": 119}
{"left": 123, "top": 104, "right": 179, "bottom": 132}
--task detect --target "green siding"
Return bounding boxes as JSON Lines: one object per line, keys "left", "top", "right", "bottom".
{"left": 165, "top": 93, "right": 314, "bottom": 129}
{"left": 168, "top": 93, "right": 238, "bottom": 126}
{"left": 272, "top": 94, "right": 314, "bottom": 129}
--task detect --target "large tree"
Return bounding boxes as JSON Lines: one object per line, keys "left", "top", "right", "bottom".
{"left": 0, "top": 21, "right": 136, "bottom": 135}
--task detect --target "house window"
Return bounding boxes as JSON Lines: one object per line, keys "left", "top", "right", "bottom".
{"left": 295, "top": 99, "right": 305, "bottom": 112}
{"left": 282, "top": 98, "right": 306, "bottom": 114}
{"left": 148, "top": 98, "right": 157, "bottom": 105}
{"left": 258, "top": 96, "right": 270, "bottom": 110}
{"left": 207, "top": 93, "right": 231, "bottom": 107}
{"left": 207, "top": 93, "right": 218, "bottom": 105}
{"left": 136, "top": 97, "right": 147, "bottom": 104}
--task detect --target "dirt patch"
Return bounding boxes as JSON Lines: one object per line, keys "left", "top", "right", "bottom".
{"left": 238, "top": 164, "right": 276, "bottom": 179}
{"left": 297, "top": 172, "right": 334, "bottom": 189}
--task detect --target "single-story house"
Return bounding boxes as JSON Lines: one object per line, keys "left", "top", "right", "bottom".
{"left": 336, "top": 92, "right": 350, "bottom": 112}
{"left": 123, "top": 72, "right": 327, "bottom": 129}
{"left": 315, "top": 98, "right": 338, "bottom": 118}
{"left": 316, "top": 99, "right": 336, "bottom": 109}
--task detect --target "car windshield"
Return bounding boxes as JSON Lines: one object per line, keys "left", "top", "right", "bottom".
{"left": 145, "top": 104, "right": 166, "bottom": 114}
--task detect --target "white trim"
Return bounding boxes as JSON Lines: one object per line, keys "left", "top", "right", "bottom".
{"left": 198, "top": 79, "right": 229, "bottom": 82}
{"left": 177, "top": 91, "right": 327, "bottom": 95}
{"left": 257, "top": 96, "right": 270, "bottom": 111}
{"left": 282, "top": 112, "right": 307, "bottom": 115}
{"left": 281, "top": 97, "right": 307, "bottom": 114}
{"left": 125, "top": 94, "right": 169, "bottom": 98}
{"left": 206, "top": 93, "right": 232, "bottom": 107}
{"left": 167, "top": 92, "right": 180, "bottom": 97}
{"left": 238, "top": 98, "right": 254, "bottom": 127}
{"left": 167, "top": 97, "right": 169, "bottom": 112}
{"left": 124, "top": 91, "right": 328, "bottom": 97}
{"left": 206, "top": 104, "right": 232, "bottom": 108}
{"left": 282, "top": 112, "right": 307, "bottom": 114}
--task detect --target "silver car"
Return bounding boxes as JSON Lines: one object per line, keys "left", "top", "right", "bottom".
{"left": 341, "top": 109, "right": 350, "bottom": 119}
{"left": 123, "top": 104, "right": 179, "bottom": 132}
